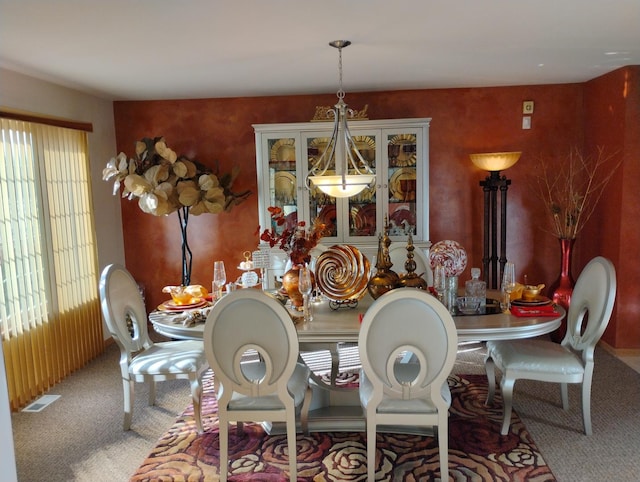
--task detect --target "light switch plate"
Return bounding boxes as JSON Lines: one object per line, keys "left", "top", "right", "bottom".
{"left": 523, "top": 101, "right": 534, "bottom": 114}
{"left": 522, "top": 116, "right": 532, "bottom": 129}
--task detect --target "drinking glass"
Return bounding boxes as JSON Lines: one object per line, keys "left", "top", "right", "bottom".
{"left": 213, "top": 261, "right": 226, "bottom": 300}
{"left": 501, "top": 262, "right": 516, "bottom": 312}
{"left": 298, "top": 266, "right": 313, "bottom": 322}
{"left": 433, "top": 265, "right": 446, "bottom": 303}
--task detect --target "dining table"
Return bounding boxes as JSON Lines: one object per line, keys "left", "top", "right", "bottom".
{"left": 150, "top": 290, "right": 564, "bottom": 344}
{"left": 149, "top": 289, "right": 564, "bottom": 435}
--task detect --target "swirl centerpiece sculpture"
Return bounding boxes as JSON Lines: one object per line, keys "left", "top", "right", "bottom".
{"left": 315, "top": 245, "right": 370, "bottom": 308}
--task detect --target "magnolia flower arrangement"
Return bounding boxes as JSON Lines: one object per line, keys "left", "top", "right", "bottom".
{"left": 103, "top": 136, "right": 251, "bottom": 286}
{"left": 103, "top": 136, "right": 250, "bottom": 216}
{"left": 530, "top": 146, "right": 620, "bottom": 239}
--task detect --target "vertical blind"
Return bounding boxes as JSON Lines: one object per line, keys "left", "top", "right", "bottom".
{"left": 0, "top": 118, "right": 103, "bottom": 410}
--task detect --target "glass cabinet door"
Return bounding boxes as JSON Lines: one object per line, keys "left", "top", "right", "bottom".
{"left": 384, "top": 129, "right": 422, "bottom": 240}
{"left": 265, "top": 136, "right": 299, "bottom": 235}
{"left": 345, "top": 133, "right": 379, "bottom": 241}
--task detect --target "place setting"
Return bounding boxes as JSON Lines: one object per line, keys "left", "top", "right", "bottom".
{"left": 155, "top": 284, "right": 214, "bottom": 326}
{"left": 508, "top": 282, "right": 562, "bottom": 317}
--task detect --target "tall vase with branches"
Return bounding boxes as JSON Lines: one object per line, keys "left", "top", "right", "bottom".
{"left": 103, "top": 136, "right": 251, "bottom": 286}
{"left": 531, "top": 146, "right": 620, "bottom": 341}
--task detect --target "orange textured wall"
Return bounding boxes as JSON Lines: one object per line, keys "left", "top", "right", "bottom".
{"left": 112, "top": 70, "right": 638, "bottom": 348}
{"left": 582, "top": 66, "right": 640, "bottom": 348}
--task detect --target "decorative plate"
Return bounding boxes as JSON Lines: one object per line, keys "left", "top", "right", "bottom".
{"left": 351, "top": 135, "right": 376, "bottom": 162}
{"left": 317, "top": 204, "right": 337, "bottom": 230}
{"left": 350, "top": 204, "right": 377, "bottom": 236}
{"left": 388, "top": 204, "right": 416, "bottom": 235}
{"left": 284, "top": 210, "right": 298, "bottom": 231}
{"left": 388, "top": 134, "right": 417, "bottom": 167}
{"left": 389, "top": 168, "right": 417, "bottom": 202}
{"left": 158, "top": 298, "right": 207, "bottom": 311}
{"left": 428, "top": 240, "right": 468, "bottom": 277}
{"left": 511, "top": 297, "right": 552, "bottom": 307}
{"left": 307, "top": 137, "right": 331, "bottom": 166}
{"left": 315, "top": 245, "right": 371, "bottom": 301}
{"left": 274, "top": 171, "right": 296, "bottom": 203}
{"left": 269, "top": 138, "right": 296, "bottom": 163}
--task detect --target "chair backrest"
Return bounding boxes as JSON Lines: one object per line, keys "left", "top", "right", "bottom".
{"left": 204, "top": 289, "right": 299, "bottom": 399}
{"left": 99, "top": 264, "right": 152, "bottom": 355}
{"left": 565, "top": 256, "right": 617, "bottom": 352}
{"left": 389, "top": 242, "right": 433, "bottom": 285}
{"left": 359, "top": 288, "right": 458, "bottom": 404}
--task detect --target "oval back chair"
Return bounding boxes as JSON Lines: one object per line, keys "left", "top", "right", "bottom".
{"left": 359, "top": 288, "right": 458, "bottom": 481}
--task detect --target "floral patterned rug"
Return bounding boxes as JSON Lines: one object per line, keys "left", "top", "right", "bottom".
{"left": 130, "top": 372, "right": 555, "bottom": 481}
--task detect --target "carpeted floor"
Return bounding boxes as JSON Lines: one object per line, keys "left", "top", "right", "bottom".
{"left": 11, "top": 341, "right": 640, "bottom": 481}
{"left": 130, "top": 371, "right": 555, "bottom": 481}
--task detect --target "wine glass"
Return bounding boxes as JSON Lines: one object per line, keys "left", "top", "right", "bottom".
{"left": 298, "top": 266, "right": 313, "bottom": 322}
{"left": 213, "top": 261, "right": 226, "bottom": 300}
{"left": 433, "top": 264, "right": 446, "bottom": 303}
{"left": 501, "top": 262, "right": 516, "bottom": 312}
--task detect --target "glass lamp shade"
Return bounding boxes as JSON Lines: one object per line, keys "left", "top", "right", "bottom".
{"left": 470, "top": 151, "right": 521, "bottom": 172}
{"left": 309, "top": 174, "right": 376, "bottom": 198}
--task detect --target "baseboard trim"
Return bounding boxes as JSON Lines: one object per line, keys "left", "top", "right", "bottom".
{"left": 599, "top": 340, "right": 640, "bottom": 356}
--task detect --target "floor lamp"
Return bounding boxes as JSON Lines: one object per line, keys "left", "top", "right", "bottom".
{"left": 470, "top": 152, "right": 521, "bottom": 289}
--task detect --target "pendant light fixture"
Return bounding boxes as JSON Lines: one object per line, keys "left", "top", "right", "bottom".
{"left": 306, "top": 40, "right": 376, "bottom": 198}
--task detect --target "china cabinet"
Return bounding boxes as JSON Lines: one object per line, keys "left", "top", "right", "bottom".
{"left": 254, "top": 118, "right": 431, "bottom": 286}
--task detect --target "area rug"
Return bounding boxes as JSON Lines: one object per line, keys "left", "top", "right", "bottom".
{"left": 130, "top": 372, "right": 555, "bottom": 481}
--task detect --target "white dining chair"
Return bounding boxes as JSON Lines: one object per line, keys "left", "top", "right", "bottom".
{"left": 359, "top": 288, "right": 458, "bottom": 481}
{"left": 99, "top": 264, "right": 207, "bottom": 432}
{"left": 203, "top": 289, "right": 312, "bottom": 482}
{"left": 389, "top": 241, "right": 433, "bottom": 285}
{"left": 485, "top": 256, "right": 617, "bottom": 435}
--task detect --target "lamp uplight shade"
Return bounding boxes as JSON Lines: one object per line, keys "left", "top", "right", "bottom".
{"left": 470, "top": 151, "right": 521, "bottom": 172}
{"left": 308, "top": 174, "right": 376, "bottom": 198}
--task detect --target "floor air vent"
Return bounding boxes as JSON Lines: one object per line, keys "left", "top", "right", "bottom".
{"left": 21, "top": 394, "right": 61, "bottom": 412}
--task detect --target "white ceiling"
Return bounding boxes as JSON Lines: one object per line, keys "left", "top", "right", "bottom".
{"left": 1, "top": 0, "right": 639, "bottom": 101}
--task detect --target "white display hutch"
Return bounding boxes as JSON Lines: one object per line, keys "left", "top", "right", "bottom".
{"left": 253, "top": 117, "right": 431, "bottom": 287}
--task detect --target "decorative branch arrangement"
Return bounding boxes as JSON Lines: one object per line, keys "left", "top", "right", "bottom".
{"left": 530, "top": 146, "right": 621, "bottom": 239}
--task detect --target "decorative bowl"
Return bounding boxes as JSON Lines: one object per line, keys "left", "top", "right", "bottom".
{"left": 457, "top": 296, "right": 481, "bottom": 315}
{"left": 522, "top": 284, "right": 545, "bottom": 301}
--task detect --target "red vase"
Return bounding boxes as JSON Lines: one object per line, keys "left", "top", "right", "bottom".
{"left": 548, "top": 238, "right": 575, "bottom": 342}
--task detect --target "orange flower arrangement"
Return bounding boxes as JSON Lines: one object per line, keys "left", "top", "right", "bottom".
{"left": 258, "top": 206, "right": 329, "bottom": 265}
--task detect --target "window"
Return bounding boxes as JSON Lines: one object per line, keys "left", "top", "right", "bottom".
{"left": 0, "top": 117, "right": 103, "bottom": 410}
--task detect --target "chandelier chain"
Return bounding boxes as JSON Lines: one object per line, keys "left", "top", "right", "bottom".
{"left": 337, "top": 47, "right": 345, "bottom": 100}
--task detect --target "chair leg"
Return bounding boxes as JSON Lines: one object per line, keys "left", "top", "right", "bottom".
{"left": 219, "top": 418, "right": 229, "bottom": 482}
{"left": 581, "top": 371, "right": 594, "bottom": 435}
{"left": 148, "top": 379, "right": 156, "bottom": 406}
{"left": 123, "top": 378, "right": 134, "bottom": 430}
{"left": 366, "top": 418, "right": 377, "bottom": 482}
{"left": 499, "top": 376, "right": 516, "bottom": 435}
{"left": 485, "top": 356, "right": 496, "bottom": 405}
{"left": 286, "top": 416, "right": 298, "bottom": 482}
{"left": 190, "top": 374, "right": 204, "bottom": 433}
{"left": 438, "top": 419, "right": 449, "bottom": 482}
{"left": 560, "top": 382, "right": 569, "bottom": 410}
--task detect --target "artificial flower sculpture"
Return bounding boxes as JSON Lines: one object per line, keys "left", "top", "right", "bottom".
{"left": 258, "top": 206, "right": 329, "bottom": 266}
{"left": 103, "top": 136, "right": 251, "bottom": 285}
{"left": 103, "top": 137, "right": 249, "bottom": 216}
